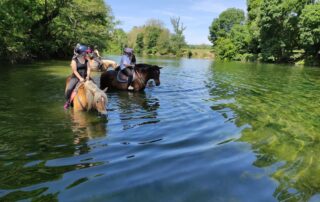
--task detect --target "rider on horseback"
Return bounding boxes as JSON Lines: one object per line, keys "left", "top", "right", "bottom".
{"left": 64, "top": 44, "right": 91, "bottom": 109}
{"left": 91, "top": 45, "right": 103, "bottom": 70}
{"left": 120, "top": 47, "right": 135, "bottom": 90}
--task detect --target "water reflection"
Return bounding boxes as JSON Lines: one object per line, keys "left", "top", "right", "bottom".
{"left": 114, "top": 91, "right": 160, "bottom": 130}
{"left": 207, "top": 62, "right": 320, "bottom": 201}
{"left": 70, "top": 111, "right": 107, "bottom": 142}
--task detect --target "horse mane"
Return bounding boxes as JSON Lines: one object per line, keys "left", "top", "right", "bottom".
{"left": 135, "top": 63, "right": 159, "bottom": 71}
{"left": 84, "top": 80, "right": 108, "bottom": 110}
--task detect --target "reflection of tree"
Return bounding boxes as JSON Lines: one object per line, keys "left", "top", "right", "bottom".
{"left": 207, "top": 62, "right": 320, "bottom": 201}
{"left": 116, "top": 91, "right": 160, "bottom": 130}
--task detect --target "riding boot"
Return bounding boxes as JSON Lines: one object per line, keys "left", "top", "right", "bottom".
{"left": 127, "top": 74, "right": 134, "bottom": 90}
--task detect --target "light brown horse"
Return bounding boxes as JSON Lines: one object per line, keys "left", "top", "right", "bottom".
{"left": 101, "top": 59, "right": 118, "bottom": 70}
{"left": 88, "top": 58, "right": 117, "bottom": 71}
{"left": 100, "top": 63, "right": 162, "bottom": 91}
{"left": 65, "top": 77, "right": 108, "bottom": 115}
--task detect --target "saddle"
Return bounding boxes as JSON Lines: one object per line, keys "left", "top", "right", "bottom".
{"left": 116, "top": 69, "right": 136, "bottom": 83}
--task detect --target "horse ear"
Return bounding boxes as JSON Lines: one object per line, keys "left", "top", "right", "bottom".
{"left": 103, "top": 87, "right": 108, "bottom": 92}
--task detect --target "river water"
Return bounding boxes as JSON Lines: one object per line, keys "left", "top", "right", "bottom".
{"left": 1, "top": 57, "right": 320, "bottom": 202}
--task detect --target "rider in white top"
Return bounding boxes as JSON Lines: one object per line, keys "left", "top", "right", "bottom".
{"left": 119, "top": 48, "right": 135, "bottom": 90}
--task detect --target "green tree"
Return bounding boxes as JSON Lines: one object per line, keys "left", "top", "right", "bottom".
{"left": 259, "top": 0, "right": 311, "bottom": 62}
{"left": 144, "top": 19, "right": 164, "bottom": 54}
{"left": 170, "top": 17, "right": 187, "bottom": 55}
{"left": 135, "top": 33, "right": 144, "bottom": 54}
{"left": 214, "top": 37, "right": 237, "bottom": 60}
{"left": 157, "top": 29, "right": 171, "bottom": 55}
{"left": 0, "top": 0, "right": 115, "bottom": 63}
{"left": 107, "top": 29, "right": 128, "bottom": 54}
{"left": 208, "top": 8, "right": 245, "bottom": 44}
{"left": 299, "top": 3, "right": 320, "bottom": 64}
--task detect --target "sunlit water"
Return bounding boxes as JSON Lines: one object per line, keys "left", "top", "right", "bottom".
{"left": 1, "top": 57, "right": 320, "bottom": 202}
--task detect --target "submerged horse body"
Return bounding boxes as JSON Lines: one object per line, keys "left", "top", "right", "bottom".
{"left": 100, "top": 63, "right": 162, "bottom": 91}
{"left": 65, "top": 78, "right": 108, "bottom": 115}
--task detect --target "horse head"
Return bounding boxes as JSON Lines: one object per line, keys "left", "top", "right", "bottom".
{"left": 84, "top": 81, "right": 108, "bottom": 116}
{"left": 136, "top": 64, "right": 163, "bottom": 86}
{"left": 150, "top": 65, "right": 162, "bottom": 86}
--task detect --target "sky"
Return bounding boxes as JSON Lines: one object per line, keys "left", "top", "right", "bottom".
{"left": 104, "top": 0, "right": 247, "bottom": 45}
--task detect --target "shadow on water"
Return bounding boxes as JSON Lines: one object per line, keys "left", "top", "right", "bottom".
{"left": 207, "top": 61, "right": 320, "bottom": 201}
{"left": 0, "top": 61, "right": 108, "bottom": 201}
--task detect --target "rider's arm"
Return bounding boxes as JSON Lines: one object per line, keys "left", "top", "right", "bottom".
{"left": 71, "top": 60, "right": 84, "bottom": 82}
{"left": 86, "top": 62, "right": 91, "bottom": 80}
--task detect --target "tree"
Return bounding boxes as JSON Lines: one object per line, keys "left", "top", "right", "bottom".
{"left": 135, "top": 33, "right": 144, "bottom": 54}
{"left": 107, "top": 29, "right": 128, "bottom": 54}
{"left": 259, "top": 0, "right": 311, "bottom": 62}
{"left": 208, "top": 8, "right": 245, "bottom": 45}
{"left": 170, "top": 17, "right": 187, "bottom": 55}
{"left": 299, "top": 3, "right": 320, "bottom": 63}
{"left": 0, "top": 0, "right": 115, "bottom": 62}
{"left": 144, "top": 19, "right": 164, "bottom": 54}
{"left": 214, "top": 37, "right": 237, "bottom": 60}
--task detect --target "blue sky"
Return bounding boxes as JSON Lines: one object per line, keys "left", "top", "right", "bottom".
{"left": 104, "top": 0, "right": 247, "bottom": 45}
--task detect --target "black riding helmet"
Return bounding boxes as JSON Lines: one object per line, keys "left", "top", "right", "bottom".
{"left": 76, "top": 45, "right": 88, "bottom": 54}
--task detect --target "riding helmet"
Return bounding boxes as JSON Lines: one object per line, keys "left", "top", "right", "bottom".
{"left": 124, "top": 47, "right": 133, "bottom": 54}
{"left": 76, "top": 45, "right": 88, "bottom": 54}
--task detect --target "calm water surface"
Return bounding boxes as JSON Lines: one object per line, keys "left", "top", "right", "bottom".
{"left": 1, "top": 57, "right": 320, "bottom": 202}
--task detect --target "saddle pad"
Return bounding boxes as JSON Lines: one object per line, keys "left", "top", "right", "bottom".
{"left": 117, "top": 70, "right": 136, "bottom": 83}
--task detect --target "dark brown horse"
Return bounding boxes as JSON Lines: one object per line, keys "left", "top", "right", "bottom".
{"left": 100, "top": 63, "right": 162, "bottom": 91}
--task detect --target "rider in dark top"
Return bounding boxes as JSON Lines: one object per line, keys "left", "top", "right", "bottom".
{"left": 64, "top": 44, "right": 91, "bottom": 109}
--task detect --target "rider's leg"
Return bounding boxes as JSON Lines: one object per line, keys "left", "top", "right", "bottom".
{"left": 121, "top": 68, "right": 133, "bottom": 90}
{"left": 64, "top": 76, "right": 79, "bottom": 109}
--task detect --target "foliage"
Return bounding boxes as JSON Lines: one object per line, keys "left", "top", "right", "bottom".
{"left": 125, "top": 18, "right": 187, "bottom": 56}
{"left": 0, "top": 0, "right": 115, "bottom": 63}
{"left": 208, "top": 8, "right": 245, "bottom": 45}
{"left": 135, "top": 33, "right": 144, "bottom": 54}
{"left": 214, "top": 37, "right": 237, "bottom": 60}
{"left": 299, "top": 3, "right": 320, "bottom": 63}
{"left": 210, "top": 1, "right": 320, "bottom": 65}
{"left": 170, "top": 17, "right": 187, "bottom": 55}
{"left": 106, "top": 29, "right": 128, "bottom": 55}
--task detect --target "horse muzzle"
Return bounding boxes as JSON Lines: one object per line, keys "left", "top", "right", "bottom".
{"left": 98, "top": 110, "right": 108, "bottom": 117}
{"left": 155, "top": 79, "right": 160, "bottom": 86}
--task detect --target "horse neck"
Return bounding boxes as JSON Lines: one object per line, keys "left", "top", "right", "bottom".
{"left": 135, "top": 69, "right": 149, "bottom": 85}
{"left": 84, "top": 81, "right": 107, "bottom": 110}
{"left": 76, "top": 85, "right": 88, "bottom": 109}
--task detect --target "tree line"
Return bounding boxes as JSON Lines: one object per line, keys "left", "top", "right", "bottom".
{"left": 0, "top": 0, "right": 115, "bottom": 63}
{"left": 107, "top": 18, "right": 188, "bottom": 57}
{"left": 209, "top": 0, "right": 320, "bottom": 65}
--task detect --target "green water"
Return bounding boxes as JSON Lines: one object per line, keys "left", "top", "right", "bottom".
{"left": 209, "top": 62, "right": 320, "bottom": 201}
{"left": 0, "top": 58, "right": 320, "bottom": 201}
